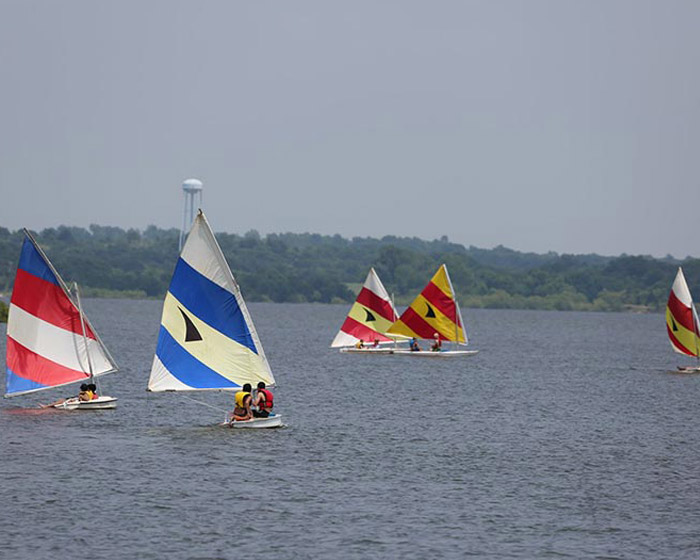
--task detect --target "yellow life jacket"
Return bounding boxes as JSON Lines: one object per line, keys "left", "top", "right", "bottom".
{"left": 234, "top": 391, "right": 251, "bottom": 408}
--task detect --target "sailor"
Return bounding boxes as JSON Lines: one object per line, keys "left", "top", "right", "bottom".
{"left": 410, "top": 337, "right": 421, "bottom": 351}
{"left": 355, "top": 339, "right": 365, "bottom": 349}
{"left": 79, "top": 383, "right": 93, "bottom": 401}
{"left": 88, "top": 383, "right": 99, "bottom": 399}
{"left": 431, "top": 333, "right": 442, "bottom": 352}
{"left": 231, "top": 383, "right": 253, "bottom": 422}
{"left": 78, "top": 383, "right": 95, "bottom": 401}
{"left": 253, "top": 381, "right": 274, "bottom": 418}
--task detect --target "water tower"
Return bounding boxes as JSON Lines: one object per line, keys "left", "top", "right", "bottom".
{"left": 180, "top": 178, "right": 203, "bottom": 250}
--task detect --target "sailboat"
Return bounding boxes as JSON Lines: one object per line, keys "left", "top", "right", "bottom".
{"left": 666, "top": 267, "right": 700, "bottom": 372}
{"left": 147, "top": 210, "right": 282, "bottom": 428}
{"left": 386, "top": 264, "right": 478, "bottom": 358}
{"left": 4, "top": 230, "right": 119, "bottom": 408}
{"left": 331, "top": 267, "right": 402, "bottom": 354}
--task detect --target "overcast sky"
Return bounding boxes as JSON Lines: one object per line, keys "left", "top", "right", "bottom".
{"left": 1, "top": 1, "right": 698, "bottom": 257}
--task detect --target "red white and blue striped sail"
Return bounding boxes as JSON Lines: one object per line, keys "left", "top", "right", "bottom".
{"left": 4, "top": 231, "right": 118, "bottom": 397}
{"left": 148, "top": 211, "right": 275, "bottom": 392}
{"left": 331, "top": 268, "right": 399, "bottom": 348}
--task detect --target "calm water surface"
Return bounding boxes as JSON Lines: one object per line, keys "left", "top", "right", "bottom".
{"left": 1, "top": 302, "right": 699, "bottom": 559}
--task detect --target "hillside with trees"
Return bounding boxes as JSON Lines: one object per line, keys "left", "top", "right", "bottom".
{"left": 0, "top": 224, "right": 697, "bottom": 314}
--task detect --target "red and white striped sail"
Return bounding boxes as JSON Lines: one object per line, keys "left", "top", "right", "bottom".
{"left": 666, "top": 267, "right": 700, "bottom": 357}
{"left": 331, "top": 268, "right": 399, "bottom": 348}
{"left": 4, "top": 230, "right": 118, "bottom": 397}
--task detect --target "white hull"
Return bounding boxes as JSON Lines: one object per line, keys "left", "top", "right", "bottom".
{"left": 227, "top": 415, "right": 283, "bottom": 429}
{"left": 392, "top": 349, "right": 479, "bottom": 358}
{"left": 339, "top": 347, "right": 396, "bottom": 355}
{"left": 677, "top": 365, "right": 700, "bottom": 373}
{"left": 339, "top": 347, "right": 478, "bottom": 357}
{"left": 53, "top": 396, "right": 118, "bottom": 410}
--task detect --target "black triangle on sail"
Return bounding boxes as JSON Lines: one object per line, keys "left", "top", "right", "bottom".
{"left": 179, "top": 308, "right": 203, "bottom": 342}
{"left": 364, "top": 308, "right": 377, "bottom": 322}
{"left": 672, "top": 318, "right": 679, "bottom": 332}
{"left": 425, "top": 303, "right": 436, "bottom": 319}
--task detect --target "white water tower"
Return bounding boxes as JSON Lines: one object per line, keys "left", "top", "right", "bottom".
{"left": 180, "top": 178, "right": 203, "bottom": 250}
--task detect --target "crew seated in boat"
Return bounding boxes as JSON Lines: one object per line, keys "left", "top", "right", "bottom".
{"left": 431, "top": 333, "right": 442, "bottom": 352}
{"left": 80, "top": 384, "right": 94, "bottom": 401}
{"left": 372, "top": 339, "right": 380, "bottom": 348}
{"left": 253, "top": 381, "right": 274, "bottom": 418}
{"left": 88, "top": 383, "right": 99, "bottom": 399}
{"left": 410, "top": 337, "right": 421, "bottom": 351}
{"left": 39, "top": 383, "right": 91, "bottom": 408}
{"left": 355, "top": 339, "right": 365, "bottom": 349}
{"left": 231, "top": 383, "right": 253, "bottom": 422}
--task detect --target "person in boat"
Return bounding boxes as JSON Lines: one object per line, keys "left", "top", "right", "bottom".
{"left": 410, "top": 337, "right": 421, "bottom": 351}
{"left": 355, "top": 339, "right": 365, "bottom": 349}
{"left": 88, "top": 383, "right": 99, "bottom": 399}
{"left": 252, "top": 381, "right": 274, "bottom": 418}
{"left": 39, "top": 383, "right": 92, "bottom": 408}
{"left": 231, "top": 383, "right": 253, "bottom": 422}
{"left": 431, "top": 333, "right": 442, "bottom": 352}
{"left": 81, "top": 384, "right": 94, "bottom": 401}
{"left": 372, "top": 339, "right": 380, "bottom": 348}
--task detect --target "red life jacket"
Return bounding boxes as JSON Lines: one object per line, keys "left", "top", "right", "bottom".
{"left": 258, "top": 388, "right": 274, "bottom": 410}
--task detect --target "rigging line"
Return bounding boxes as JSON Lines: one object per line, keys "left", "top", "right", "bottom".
{"left": 180, "top": 394, "right": 230, "bottom": 414}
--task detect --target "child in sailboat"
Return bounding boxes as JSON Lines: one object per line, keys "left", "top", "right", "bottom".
{"left": 252, "top": 382, "right": 274, "bottom": 418}
{"left": 230, "top": 383, "right": 253, "bottom": 422}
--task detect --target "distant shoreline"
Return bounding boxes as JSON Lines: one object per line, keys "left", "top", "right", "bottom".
{"left": 1, "top": 226, "right": 693, "bottom": 316}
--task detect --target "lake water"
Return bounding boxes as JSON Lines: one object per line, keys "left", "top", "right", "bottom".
{"left": 1, "top": 302, "right": 700, "bottom": 559}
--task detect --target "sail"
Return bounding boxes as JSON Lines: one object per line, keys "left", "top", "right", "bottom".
{"left": 5, "top": 231, "right": 118, "bottom": 397}
{"left": 387, "top": 264, "right": 467, "bottom": 344}
{"left": 330, "top": 268, "right": 399, "bottom": 348}
{"left": 148, "top": 211, "right": 275, "bottom": 392}
{"left": 666, "top": 267, "right": 700, "bottom": 357}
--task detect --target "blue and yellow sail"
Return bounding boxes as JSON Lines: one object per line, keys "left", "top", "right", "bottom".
{"left": 148, "top": 211, "right": 275, "bottom": 392}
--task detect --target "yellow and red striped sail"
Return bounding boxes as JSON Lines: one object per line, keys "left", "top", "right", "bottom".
{"left": 331, "top": 268, "right": 399, "bottom": 348}
{"left": 666, "top": 267, "right": 700, "bottom": 357}
{"left": 387, "top": 264, "right": 467, "bottom": 344}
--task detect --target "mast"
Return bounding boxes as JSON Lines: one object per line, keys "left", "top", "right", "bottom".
{"left": 442, "top": 264, "right": 464, "bottom": 348}
{"left": 454, "top": 297, "right": 459, "bottom": 348}
{"left": 391, "top": 291, "right": 398, "bottom": 349}
{"left": 74, "top": 282, "right": 95, "bottom": 380}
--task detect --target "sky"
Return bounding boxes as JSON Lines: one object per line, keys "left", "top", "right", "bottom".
{"left": 1, "top": 1, "right": 699, "bottom": 258}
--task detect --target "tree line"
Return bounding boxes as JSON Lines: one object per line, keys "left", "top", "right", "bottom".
{"left": 0, "top": 224, "right": 697, "bottom": 314}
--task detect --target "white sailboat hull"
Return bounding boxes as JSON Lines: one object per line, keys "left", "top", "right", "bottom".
{"left": 226, "top": 415, "right": 283, "bottom": 429}
{"left": 339, "top": 347, "right": 478, "bottom": 357}
{"left": 677, "top": 366, "right": 700, "bottom": 373}
{"left": 339, "top": 347, "right": 396, "bottom": 355}
{"left": 53, "top": 396, "right": 118, "bottom": 410}
{"left": 391, "top": 349, "right": 479, "bottom": 358}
